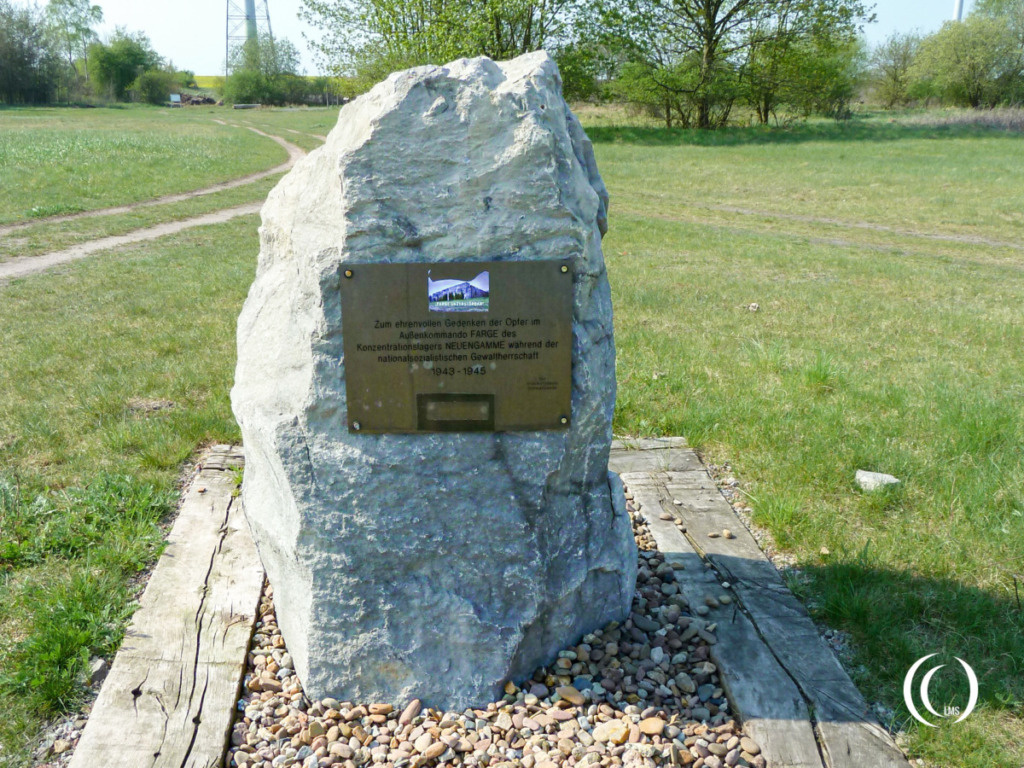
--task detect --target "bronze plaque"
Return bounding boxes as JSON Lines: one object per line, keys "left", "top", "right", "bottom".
{"left": 339, "top": 260, "right": 573, "bottom": 433}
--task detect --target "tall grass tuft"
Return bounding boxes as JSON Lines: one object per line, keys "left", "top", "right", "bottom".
{"left": 801, "top": 349, "right": 843, "bottom": 393}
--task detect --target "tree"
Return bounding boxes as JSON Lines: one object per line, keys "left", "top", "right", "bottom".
{"left": 910, "top": 16, "right": 1023, "bottom": 107}
{"left": 598, "top": 0, "right": 872, "bottom": 128}
{"left": 224, "top": 35, "right": 302, "bottom": 105}
{"left": 554, "top": 41, "right": 602, "bottom": 101}
{"left": 869, "top": 32, "right": 920, "bottom": 108}
{"left": 973, "top": 0, "right": 1024, "bottom": 102}
{"left": 741, "top": 1, "right": 869, "bottom": 123}
{"left": 974, "top": 0, "right": 1024, "bottom": 42}
{"left": 781, "top": 35, "right": 865, "bottom": 118}
{"left": 300, "top": 0, "right": 579, "bottom": 87}
{"left": 0, "top": 0, "right": 64, "bottom": 104}
{"left": 88, "top": 29, "right": 161, "bottom": 101}
{"left": 606, "top": 56, "right": 731, "bottom": 128}
{"left": 44, "top": 0, "right": 102, "bottom": 85}
{"left": 599, "top": 0, "right": 748, "bottom": 128}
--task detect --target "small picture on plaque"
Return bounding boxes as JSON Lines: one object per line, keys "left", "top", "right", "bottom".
{"left": 427, "top": 270, "right": 489, "bottom": 312}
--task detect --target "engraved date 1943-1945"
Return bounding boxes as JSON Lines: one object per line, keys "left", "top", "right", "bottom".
{"left": 432, "top": 365, "right": 487, "bottom": 377}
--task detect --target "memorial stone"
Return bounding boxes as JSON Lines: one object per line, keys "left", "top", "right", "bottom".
{"left": 231, "top": 50, "right": 636, "bottom": 709}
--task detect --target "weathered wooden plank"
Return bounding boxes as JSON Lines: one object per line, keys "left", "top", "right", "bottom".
{"left": 70, "top": 448, "right": 264, "bottom": 768}
{"left": 639, "top": 506, "right": 826, "bottom": 768}
{"left": 68, "top": 659, "right": 244, "bottom": 768}
{"left": 612, "top": 436, "right": 690, "bottom": 452}
{"left": 199, "top": 443, "right": 246, "bottom": 472}
{"left": 609, "top": 446, "right": 704, "bottom": 473}
{"left": 615, "top": 471, "right": 661, "bottom": 489}
{"left": 818, "top": 719, "right": 911, "bottom": 768}
{"left": 618, "top": 470, "right": 712, "bottom": 491}
{"left": 662, "top": 473, "right": 911, "bottom": 768}
{"left": 664, "top": 486, "right": 742, "bottom": 520}
{"left": 662, "top": 471, "right": 717, "bottom": 489}
{"left": 752, "top": 617, "right": 912, "bottom": 768}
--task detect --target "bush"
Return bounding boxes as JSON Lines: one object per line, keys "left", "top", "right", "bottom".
{"left": 88, "top": 29, "right": 162, "bottom": 101}
{"left": 173, "top": 68, "right": 196, "bottom": 88}
{"left": 133, "top": 68, "right": 175, "bottom": 104}
{"left": 870, "top": 32, "right": 921, "bottom": 108}
{"left": 222, "top": 67, "right": 271, "bottom": 104}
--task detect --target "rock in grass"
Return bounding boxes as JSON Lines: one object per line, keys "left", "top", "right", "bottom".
{"left": 855, "top": 470, "right": 900, "bottom": 491}
{"left": 88, "top": 656, "right": 109, "bottom": 686}
{"left": 232, "top": 51, "right": 636, "bottom": 709}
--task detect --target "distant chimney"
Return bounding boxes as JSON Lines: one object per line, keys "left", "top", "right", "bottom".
{"left": 954, "top": 0, "right": 964, "bottom": 20}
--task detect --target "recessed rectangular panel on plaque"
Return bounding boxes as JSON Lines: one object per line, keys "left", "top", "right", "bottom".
{"left": 340, "top": 260, "right": 573, "bottom": 433}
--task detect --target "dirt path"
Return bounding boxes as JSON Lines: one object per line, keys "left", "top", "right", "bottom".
{"left": 0, "top": 203, "right": 263, "bottom": 282}
{"left": 0, "top": 123, "right": 318, "bottom": 283}
{"left": 0, "top": 125, "right": 306, "bottom": 238}
{"left": 287, "top": 128, "right": 329, "bottom": 141}
{"left": 232, "top": 117, "right": 328, "bottom": 143}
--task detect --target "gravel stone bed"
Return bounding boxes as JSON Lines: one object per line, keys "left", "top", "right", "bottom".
{"left": 227, "top": 498, "right": 766, "bottom": 768}
{"left": 29, "top": 708, "right": 92, "bottom": 768}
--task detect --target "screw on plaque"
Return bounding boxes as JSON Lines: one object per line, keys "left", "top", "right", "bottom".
{"left": 352, "top": 421, "right": 362, "bottom": 431}
{"left": 560, "top": 264, "right": 569, "bottom": 273}
{"left": 344, "top": 269, "right": 354, "bottom": 278}
{"left": 560, "top": 416, "right": 569, "bottom": 425}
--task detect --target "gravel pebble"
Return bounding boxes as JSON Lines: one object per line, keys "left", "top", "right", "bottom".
{"left": 225, "top": 494, "right": 761, "bottom": 768}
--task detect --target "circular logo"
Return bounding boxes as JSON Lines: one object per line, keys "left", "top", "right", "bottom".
{"left": 903, "top": 654, "right": 978, "bottom": 727}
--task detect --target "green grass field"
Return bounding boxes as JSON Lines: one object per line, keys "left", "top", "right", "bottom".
{"left": 0, "top": 106, "right": 286, "bottom": 225}
{"left": 0, "top": 218, "right": 257, "bottom": 759}
{"left": 0, "top": 106, "right": 1020, "bottom": 766}
{"left": 594, "top": 117, "right": 1024, "bottom": 767}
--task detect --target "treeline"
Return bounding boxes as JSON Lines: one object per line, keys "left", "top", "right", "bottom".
{"left": 0, "top": 1, "right": 60, "bottom": 104}
{"left": 5, "top": 0, "right": 1024, "bottom": 119}
{"left": 0, "top": 0, "right": 194, "bottom": 105}
{"left": 298, "top": 0, "right": 875, "bottom": 127}
{"left": 301, "top": 0, "right": 1024, "bottom": 126}
{"left": 221, "top": 36, "right": 347, "bottom": 106}
{"left": 0, "top": 0, "right": 341, "bottom": 107}
{"left": 872, "top": 0, "right": 1024, "bottom": 109}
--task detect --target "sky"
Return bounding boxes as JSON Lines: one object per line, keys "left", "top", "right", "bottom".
{"left": 41, "top": 0, "right": 977, "bottom": 77}
{"left": 90, "top": 0, "right": 325, "bottom": 76}
{"left": 863, "top": 0, "right": 976, "bottom": 46}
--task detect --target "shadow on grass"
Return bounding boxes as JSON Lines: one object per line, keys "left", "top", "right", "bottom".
{"left": 795, "top": 555, "right": 1024, "bottom": 720}
{"left": 585, "top": 119, "right": 1024, "bottom": 147}
{"left": 664, "top": 545, "right": 1023, "bottom": 732}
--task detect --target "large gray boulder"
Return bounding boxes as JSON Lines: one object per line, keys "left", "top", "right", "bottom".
{"left": 231, "top": 51, "right": 636, "bottom": 710}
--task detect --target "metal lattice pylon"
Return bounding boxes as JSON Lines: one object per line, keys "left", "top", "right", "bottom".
{"left": 226, "top": 0, "right": 273, "bottom": 74}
